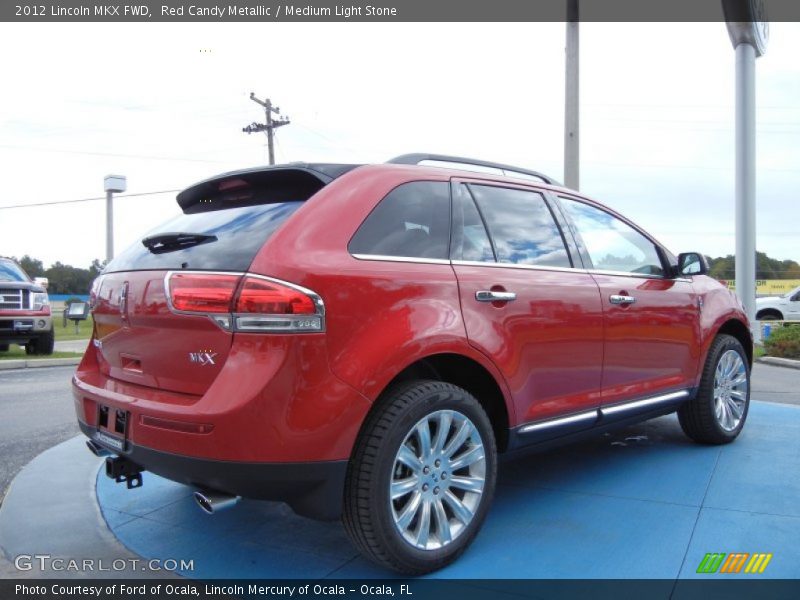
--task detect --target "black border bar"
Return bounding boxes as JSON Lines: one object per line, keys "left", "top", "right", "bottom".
{"left": 3, "top": 0, "right": 800, "bottom": 23}
{"left": 3, "top": 579, "right": 800, "bottom": 600}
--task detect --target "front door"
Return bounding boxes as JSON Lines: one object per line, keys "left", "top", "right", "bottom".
{"left": 450, "top": 181, "right": 604, "bottom": 429}
{"left": 557, "top": 195, "right": 701, "bottom": 405}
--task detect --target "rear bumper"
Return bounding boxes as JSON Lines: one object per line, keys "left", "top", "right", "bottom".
{"left": 80, "top": 420, "right": 348, "bottom": 520}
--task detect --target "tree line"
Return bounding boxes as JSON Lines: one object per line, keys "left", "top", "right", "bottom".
{"left": 707, "top": 252, "right": 800, "bottom": 281}
{"left": 10, "top": 255, "right": 104, "bottom": 295}
{"left": 6, "top": 251, "right": 800, "bottom": 295}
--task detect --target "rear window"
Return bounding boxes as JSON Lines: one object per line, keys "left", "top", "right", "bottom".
{"left": 468, "top": 185, "right": 572, "bottom": 268}
{"left": 105, "top": 202, "right": 303, "bottom": 273}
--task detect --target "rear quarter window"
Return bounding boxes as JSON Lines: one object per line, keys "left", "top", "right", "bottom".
{"left": 349, "top": 181, "right": 451, "bottom": 260}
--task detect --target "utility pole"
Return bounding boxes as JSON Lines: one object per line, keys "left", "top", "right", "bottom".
{"left": 564, "top": 0, "right": 579, "bottom": 190}
{"left": 242, "top": 93, "right": 290, "bottom": 165}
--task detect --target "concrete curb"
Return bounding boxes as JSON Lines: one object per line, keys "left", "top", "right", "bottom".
{"left": 0, "top": 357, "right": 81, "bottom": 371}
{"left": 757, "top": 356, "right": 800, "bottom": 370}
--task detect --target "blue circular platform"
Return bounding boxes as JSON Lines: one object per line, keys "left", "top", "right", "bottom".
{"left": 96, "top": 401, "right": 800, "bottom": 579}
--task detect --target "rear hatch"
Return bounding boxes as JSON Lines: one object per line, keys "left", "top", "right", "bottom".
{"left": 92, "top": 164, "right": 357, "bottom": 396}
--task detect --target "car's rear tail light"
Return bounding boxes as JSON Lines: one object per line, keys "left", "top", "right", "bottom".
{"left": 234, "top": 275, "right": 323, "bottom": 333}
{"left": 166, "top": 271, "right": 324, "bottom": 333}
{"left": 168, "top": 273, "right": 240, "bottom": 313}
{"left": 235, "top": 276, "right": 316, "bottom": 315}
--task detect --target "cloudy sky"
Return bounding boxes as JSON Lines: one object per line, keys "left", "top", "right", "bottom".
{"left": 0, "top": 22, "right": 798, "bottom": 269}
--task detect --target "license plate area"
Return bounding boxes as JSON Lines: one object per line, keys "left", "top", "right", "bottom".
{"left": 95, "top": 404, "right": 129, "bottom": 451}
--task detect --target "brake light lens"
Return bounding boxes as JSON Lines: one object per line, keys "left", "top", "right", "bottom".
{"left": 169, "top": 273, "right": 240, "bottom": 313}
{"left": 235, "top": 276, "right": 316, "bottom": 315}
{"left": 166, "top": 272, "right": 324, "bottom": 333}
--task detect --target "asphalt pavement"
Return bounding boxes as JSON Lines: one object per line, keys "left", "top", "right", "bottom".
{"left": 0, "top": 365, "right": 80, "bottom": 505}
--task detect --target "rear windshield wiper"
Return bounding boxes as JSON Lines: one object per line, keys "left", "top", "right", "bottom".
{"left": 142, "top": 232, "right": 218, "bottom": 254}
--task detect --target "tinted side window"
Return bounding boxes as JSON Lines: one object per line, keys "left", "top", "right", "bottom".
{"left": 469, "top": 185, "right": 571, "bottom": 268}
{"left": 560, "top": 197, "right": 664, "bottom": 276}
{"left": 451, "top": 184, "right": 494, "bottom": 262}
{"left": 349, "top": 181, "right": 450, "bottom": 260}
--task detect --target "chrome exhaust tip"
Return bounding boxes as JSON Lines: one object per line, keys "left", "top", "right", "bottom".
{"left": 86, "top": 440, "right": 111, "bottom": 458}
{"left": 193, "top": 489, "right": 241, "bottom": 515}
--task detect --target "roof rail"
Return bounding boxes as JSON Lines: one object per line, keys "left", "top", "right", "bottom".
{"left": 387, "top": 153, "right": 559, "bottom": 185}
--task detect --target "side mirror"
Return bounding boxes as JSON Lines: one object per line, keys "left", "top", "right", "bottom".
{"left": 33, "top": 276, "right": 49, "bottom": 290}
{"left": 676, "top": 252, "right": 708, "bottom": 277}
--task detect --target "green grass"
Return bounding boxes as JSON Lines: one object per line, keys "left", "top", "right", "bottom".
{"left": 0, "top": 345, "right": 82, "bottom": 360}
{"left": 54, "top": 314, "right": 94, "bottom": 341}
{"left": 754, "top": 345, "right": 766, "bottom": 359}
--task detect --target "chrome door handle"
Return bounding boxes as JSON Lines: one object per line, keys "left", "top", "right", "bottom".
{"left": 476, "top": 290, "right": 517, "bottom": 302}
{"left": 609, "top": 294, "right": 636, "bottom": 305}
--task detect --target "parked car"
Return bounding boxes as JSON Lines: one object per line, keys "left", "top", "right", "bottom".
{"left": 0, "top": 257, "right": 54, "bottom": 355}
{"left": 74, "top": 154, "right": 752, "bottom": 574}
{"left": 756, "top": 285, "right": 800, "bottom": 321}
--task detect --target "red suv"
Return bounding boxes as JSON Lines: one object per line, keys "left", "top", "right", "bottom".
{"left": 74, "top": 154, "right": 752, "bottom": 574}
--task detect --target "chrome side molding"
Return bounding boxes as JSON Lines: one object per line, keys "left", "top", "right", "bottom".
{"left": 517, "top": 389, "right": 692, "bottom": 436}
{"left": 519, "top": 410, "right": 598, "bottom": 435}
{"left": 600, "top": 390, "right": 691, "bottom": 418}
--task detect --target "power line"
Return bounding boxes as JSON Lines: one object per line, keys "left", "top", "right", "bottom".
{"left": 0, "top": 189, "right": 180, "bottom": 210}
{"left": 0, "top": 144, "right": 229, "bottom": 164}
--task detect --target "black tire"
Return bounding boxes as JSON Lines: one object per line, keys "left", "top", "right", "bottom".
{"left": 343, "top": 380, "right": 497, "bottom": 575}
{"left": 678, "top": 334, "right": 750, "bottom": 444}
{"left": 0, "top": 344, "right": 8, "bottom": 352}
{"left": 756, "top": 310, "right": 782, "bottom": 321}
{"left": 25, "top": 328, "right": 55, "bottom": 356}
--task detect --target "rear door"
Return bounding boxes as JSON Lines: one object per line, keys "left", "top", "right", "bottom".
{"left": 556, "top": 195, "right": 701, "bottom": 405}
{"left": 450, "top": 180, "right": 604, "bottom": 431}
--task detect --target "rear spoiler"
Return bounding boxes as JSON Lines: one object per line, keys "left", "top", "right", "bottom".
{"left": 176, "top": 163, "right": 360, "bottom": 213}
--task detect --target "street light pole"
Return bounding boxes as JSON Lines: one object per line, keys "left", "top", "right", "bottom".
{"left": 564, "top": 0, "right": 579, "bottom": 190}
{"left": 103, "top": 175, "right": 127, "bottom": 263}
{"left": 724, "top": 1, "right": 768, "bottom": 341}
{"left": 734, "top": 41, "right": 757, "bottom": 338}
{"left": 106, "top": 189, "right": 114, "bottom": 262}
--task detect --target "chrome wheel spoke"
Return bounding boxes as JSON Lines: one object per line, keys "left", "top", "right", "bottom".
{"left": 391, "top": 477, "right": 418, "bottom": 500}
{"left": 449, "top": 445, "right": 485, "bottom": 471}
{"left": 415, "top": 421, "right": 432, "bottom": 460}
{"left": 415, "top": 500, "right": 432, "bottom": 547}
{"left": 449, "top": 475, "right": 484, "bottom": 493}
{"left": 727, "top": 397, "right": 744, "bottom": 419}
{"left": 432, "top": 411, "right": 452, "bottom": 454}
{"left": 396, "top": 491, "right": 422, "bottom": 530}
{"left": 720, "top": 400, "right": 732, "bottom": 430}
{"left": 443, "top": 420, "right": 471, "bottom": 458}
{"left": 432, "top": 499, "right": 451, "bottom": 545}
{"left": 397, "top": 445, "right": 422, "bottom": 472}
{"left": 443, "top": 490, "right": 474, "bottom": 525}
{"left": 731, "top": 374, "right": 748, "bottom": 387}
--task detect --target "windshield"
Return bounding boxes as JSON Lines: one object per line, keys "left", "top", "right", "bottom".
{"left": 783, "top": 286, "right": 800, "bottom": 299}
{"left": 0, "top": 260, "right": 30, "bottom": 283}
